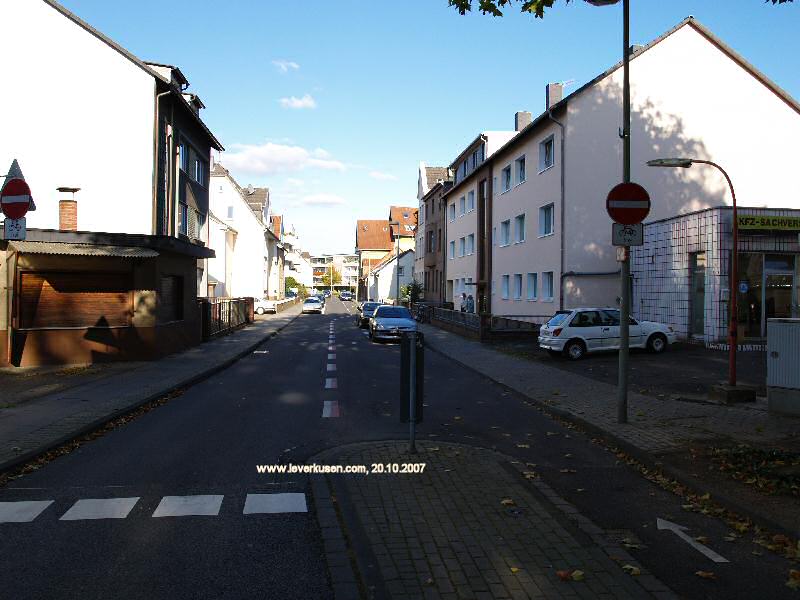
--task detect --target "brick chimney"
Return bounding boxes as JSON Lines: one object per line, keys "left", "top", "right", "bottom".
{"left": 57, "top": 187, "right": 79, "bottom": 231}
{"left": 546, "top": 82, "right": 564, "bottom": 110}
{"left": 514, "top": 111, "right": 532, "bottom": 132}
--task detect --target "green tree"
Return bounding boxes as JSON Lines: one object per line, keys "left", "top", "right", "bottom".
{"left": 284, "top": 276, "right": 299, "bottom": 292}
{"left": 321, "top": 267, "right": 342, "bottom": 287}
{"left": 401, "top": 280, "right": 425, "bottom": 305}
{"left": 448, "top": 0, "right": 790, "bottom": 19}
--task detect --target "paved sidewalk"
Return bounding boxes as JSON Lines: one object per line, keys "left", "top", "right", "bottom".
{"left": 312, "top": 441, "right": 673, "bottom": 600}
{"left": 0, "top": 305, "right": 301, "bottom": 472}
{"left": 419, "top": 324, "right": 799, "bottom": 455}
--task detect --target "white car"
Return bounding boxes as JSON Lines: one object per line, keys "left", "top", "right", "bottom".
{"left": 302, "top": 297, "right": 324, "bottom": 314}
{"left": 254, "top": 298, "right": 277, "bottom": 315}
{"left": 538, "top": 308, "right": 676, "bottom": 360}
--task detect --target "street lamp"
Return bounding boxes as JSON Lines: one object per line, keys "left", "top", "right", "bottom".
{"left": 388, "top": 220, "right": 401, "bottom": 305}
{"left": 647, "top": 157, "right": 740, "bottom": 387}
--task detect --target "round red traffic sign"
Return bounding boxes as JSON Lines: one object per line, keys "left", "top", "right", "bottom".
{"left": 606, "top": 182, "right": 650, "bottom": 225}
{"left": 1, "top": 178, "right": 32, "bottom": 220}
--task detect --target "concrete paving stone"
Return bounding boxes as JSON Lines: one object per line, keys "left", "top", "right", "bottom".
{"left": 332, "top": 582, "right": 360, "bottom": 600}
{"left": 454, "top": 584, "right": 477, "bottom": 599}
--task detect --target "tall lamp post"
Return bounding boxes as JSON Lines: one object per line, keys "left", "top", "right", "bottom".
{"left": 389, "top": 220, "right": 400, "bottom": 305}
{"left": 647, "top": 158, "right": 739, "bottom": 387}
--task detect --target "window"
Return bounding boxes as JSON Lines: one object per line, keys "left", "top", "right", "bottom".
{"left": 466, "top": 234, "right": 475, "bottom": 255}
{"left": 539, "top": 136, "right": 555, "bottom": 171}
{"left": 449, "top": 240, "right": 455, "bottom": 259}
{"left": 397, "top": 266, "right": 404, "bottom": 276}
{"left": 501, "top": 166, "right": 512, "bottom": 192}
{"left": 513, "top": 274, "right": 523, "bottom": 300}
{"left": 516, "top": 156, "right": 526, "bottom": 184}
{"left": 459, "top": 196, "right": 466, "bottom": 216}
{"left": 226, "top": 206, "right": 234, "bottom": 219}
{"left": 159, "top": 275, "right": 184, "bottom": 322}
{"left": 179, "top": 143, "right": 190, "bottom": 172}
{"left": 514, "top": 214, "right": 526, "bottom": 243}
{"left": 501, "top": 275, "right": 510, "bottom": 299}
{"left": 448, "top": 203, "right": 456, "bottom": 221}
{"left": 526, "top": 273, "right": 538, "bottom": 300}
{"left": 492, "top": 227, "right": 496, "bottom": 246}
{"left": 462, "top": 162, "right": 467, "bottom": 178}
{"left": 542, "top": 271, "right": 554, "bottom": 300}
{"left": 539, "top": 204, "right": 555, "bottom": 236}
{"left": 467, "top": 190, "right": 475, "bottom": 212}
{"left": 471, "top": 149, "right": 479, "bottom": 169}
{"left": 178, "top": 202, "right": 188, "bottom": 235}
{"left": 458, "top": 237, "right": 465, "bottom": 257}
{"left": 194, "top": 159, "right": 205, "bottom": 185}
{"left": 500, "top": 220, "right": 510, "bottom": 246}
{"left": 571, "top": 310, "right": 602, "bottom": 327}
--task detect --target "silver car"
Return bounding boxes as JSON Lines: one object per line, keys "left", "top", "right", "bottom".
{"left": 369, "top": 306, "right": 416, "bottom": 342}
{"left": 302, "top": 297, "right": 324, "bottom": 314}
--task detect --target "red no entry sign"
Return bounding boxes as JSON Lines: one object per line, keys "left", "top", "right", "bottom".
{"left": 1, "top": 178, "right": 32, "bottom": 220}
{"left": 606, "top": 182, "right": 650, "bottom": 225}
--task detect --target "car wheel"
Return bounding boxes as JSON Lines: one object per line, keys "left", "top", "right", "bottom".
{"left": 564, "top": 339, "right": 586, "bottom": 361}
{"left": 647, "top": 333, "right": 667, "bottom": 354}
{"left": 256, "top": 307, "right": 265, "bottom": 315}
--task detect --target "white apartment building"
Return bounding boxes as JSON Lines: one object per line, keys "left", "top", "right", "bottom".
{"left": 311, "top": 254, "right": 359, "bottom": 292}
{"left": 283, "top": 226, "right": 314, "bottom": 289}
{"left": 207, "top": 165, "right": 269, "bottom": 299}
{"left": 444, "top": 131, "right": 518, "bottom": 311}
{"left": 452, "top": 17, "right": 800, "bottom": 326}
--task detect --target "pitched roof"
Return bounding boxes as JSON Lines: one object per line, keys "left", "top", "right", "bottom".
{"left": 371, "top": 249, "right": 414, "bottom": 274}
{"left": 389, "top": 206, "right": 418, "bottom": 237}
{"left": 446, "top": 16, "right": 800, "bottom": 197}
{"left": 42, "top": 0, "right": 223, "bottom": 151}
{"left": 210, "top": 163, "right": 268, "bottom": 224}
{"left": 356, "top": 220, "right": 392, "bottom": 251}
{"left": 425, "top": 167, "right": 450, "bottom": 189}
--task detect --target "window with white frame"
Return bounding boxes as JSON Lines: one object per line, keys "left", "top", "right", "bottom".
{"left": 514, "top": 214, "right": 525, "bottom": 243}
{"left": 459, "top": 196, "right": 466, "bottom": 215}
{"left": 539, "top": 136, "right": 555, "bottom": 171}
{"left": 194, "top": 159, "right": 205, "bottom": 185}
{"left": 501, "top": 166, "right": 512, "bottom": 192}
{"left": 539, "top": 203, "right": 555, "bottom": 236}
{"left": 467, "top": 190, "right": 475, "bottom": 212}
{"left": 501, "top": 275, "right": 510, "bottom": 299}
{"left": 526, "top": 273, "right": 537, "bottom": 300}
{"left": 542, "top": 271, "right": 554, "bottom": 300}
{"left": 458, "top": 237, "right": 465, "bottom": 256}
{"left": 513, "top": 274, "right": 523, "bottom": 300}
{"left": 515, "top": 156, "right": 526, "bottom": 184}
{"left": 448, "top": 203, "right": 456, "bottom": 221}
{"left": 179, "top": 143, "right": 190, "bottom": 172}
{"left": 466, "top": 233, "right": 475, "bottom": 255}
{"left": 500, "top": 220, "right": 510, "bottom": 246}
{"left": 449, "top": 240, "right": 455, "bottom": 259}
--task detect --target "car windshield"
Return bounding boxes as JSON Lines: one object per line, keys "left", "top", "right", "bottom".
{"left": 362, "top": 303, "right": 379, "bottom": 312}
{"left": 375, "top": 307, "right": 411, "bottom": 319}
{"left": 545, "top": 313, "right": 569, "bottom": 327}
{"left": 304, "top": 298, "right": 319, "bottom": 304}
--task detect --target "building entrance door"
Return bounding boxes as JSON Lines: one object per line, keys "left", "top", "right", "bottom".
{"left": 690, "top": 252, "right": 706, "bottom": 337}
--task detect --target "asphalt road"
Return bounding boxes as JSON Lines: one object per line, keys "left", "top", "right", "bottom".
{"left": 0, "top": 297, "right": 794, "bottom": 599}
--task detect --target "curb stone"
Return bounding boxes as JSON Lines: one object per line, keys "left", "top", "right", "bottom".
{"left": 0, "top": 310, "right": 301, "bottom": 475}
{"left": 422, "top": 334, "right": 800, "bottom": 541}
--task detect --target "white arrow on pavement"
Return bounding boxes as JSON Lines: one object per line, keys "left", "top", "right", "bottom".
{"left": 656, "top": 518, "right": 730, "bottom": 563}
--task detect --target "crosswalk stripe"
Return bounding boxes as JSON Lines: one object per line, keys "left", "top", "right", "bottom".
{"left": 325, "top": 378, "right": 337, "bottom": 389}
{"left": 152, "top": 495, "right": 224, "bottom": 517}
{"left": 0, "top": 500, "right": 53, "bottom": 523}
{"left": 60, "top": 497, "right": 139, "bottom": 521}
{"left": 244, "top": 493, "right": 308, "bottom": 514}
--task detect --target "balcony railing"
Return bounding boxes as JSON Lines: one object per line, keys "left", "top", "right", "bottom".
{"left": 198, "top": 297, "right": 253, "bottom": 340}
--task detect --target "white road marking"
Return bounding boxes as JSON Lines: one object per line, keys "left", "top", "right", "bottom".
{"left": 656, "top": 518, "right": 730, "bottom": 563}
{"left": 253, "top": 350, "right": 269, "bottom": 354}
{"left": 325, "top": 378, "right": 338, "bottom": 389}
{"left": 60, "top": 497, "right": 139, "bottom": 521}
{"left": 322, "top": 400, "right": 340, "bottom": 418}
{"left": 0, "top": 500, "right": 53, "bottom": 523}
{"left": 327, "top": 363, "right": 337, "bottom": 372}
{"left": 152, "top": 495, "right": 224, "bottom": 517}
{"left": 328, "top": 345, "right": 335, "bottom": 351}
{"left": 244, "top": 493, "right": 308, "bottom": 514}
{"left": 327, "top": 353, "right": 336, "bottom": 360}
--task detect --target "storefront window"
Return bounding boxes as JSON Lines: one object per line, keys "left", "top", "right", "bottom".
{"left": 737, "top": 253, "right": 797, "bottom": 338}
{"left": 737, "top": 253, "right": 763, "bottom": 339}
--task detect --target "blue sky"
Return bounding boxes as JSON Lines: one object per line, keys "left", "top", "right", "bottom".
{"left": 62, "top": 0, "right": 799, "bottom": 255}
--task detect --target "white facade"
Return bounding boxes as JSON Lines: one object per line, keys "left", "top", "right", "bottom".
{"left": 415, "top": 162, "right": 428, "bottom": 283}
{"left": 208, "top": 168, "right": 268, "bottom": 299}
{"left": 282, "top": 227, "right": 314, "bottom": 289}
{"left": 1, "top": 0, "right": 156, "bottom": 234}
{"left": 367, "top": 251, "right": 415, "bottom": 303}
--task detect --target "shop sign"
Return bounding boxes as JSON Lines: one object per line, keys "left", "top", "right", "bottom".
{"left": 737, "top": 215, "right": 800, "bottom": 231}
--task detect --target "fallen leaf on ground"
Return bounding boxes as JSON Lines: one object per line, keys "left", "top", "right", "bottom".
{"left": 571, "top": 570, "right": 585, "bottom": 582}
{"left": 510, "top": 567, "right": 520, "bottom": 574}
{"left": 695, "top": 536, "right": 710, "bottom": 544}
{"left": 424, "top": 577, "right": 434, "bottom": 586}
{"left": 523, "top": 471, "right": 539, "bottom": 480}
{"left": 724, "top": 534, "right": 738, "bottom": 542}
{"left": 576, "top": 488, "right": 586, "bottom": 493}
{"left": 453, "top": 416, "right": 462, "bottom": 421}
{"left": 526, "top": 462, "right": 537, "bottom": 468}
{"left": 502, "top": 433, "right": 512, "bottom": 437}
{"left": 490, "top": 426, "right": 500, "bottom": 429}
{"left": 500, "top": 498, "right": 516, "bottom": 506}
{"left": 559, "top": 469, "right": 577, "bottom": 474}
{"left": 516, "top": 443, "right": 530, "bottom": 448}
{"left": 787, "top": 570, "right": 800, "bottom": 590}
{"left": 556, "top": 570, "right": 572, "bottom": 581}
{"left": 622, "top": 565, "right": 641, "bottom": 576}
{"left": 546, "top": 431, "right": 559, "bottom": 436}
{"left": 564, "top": 453, "right": 573, "bottom": 458}
{"left": 695, "top": 571, "right": 716, "bottom": 580}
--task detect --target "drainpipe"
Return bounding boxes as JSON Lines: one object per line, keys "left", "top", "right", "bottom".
{"left": 153, "top": 89, "right": 172, "bottom": 234}
{"left": 547, "top": 109, "right": 566, "bottom": 311}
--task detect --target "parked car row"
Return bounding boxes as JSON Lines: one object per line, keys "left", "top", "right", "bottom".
{"left": 354, "top": 301, "right": 417, "bottom": 342}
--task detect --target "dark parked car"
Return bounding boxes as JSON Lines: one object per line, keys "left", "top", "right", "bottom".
{"left": 356, "top": 301, "right": 381, "bottom": 328}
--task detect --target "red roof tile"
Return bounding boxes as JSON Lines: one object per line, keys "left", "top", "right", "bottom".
{"left": 356, "top": 220, "right": 392, "bottom": 251}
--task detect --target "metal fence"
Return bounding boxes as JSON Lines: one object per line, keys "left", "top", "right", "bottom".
{"left": 431, "top": 307, "right": 480, "bottom": 331}
{"left": 199, "top": 297, "right": 253, "bottom": 340}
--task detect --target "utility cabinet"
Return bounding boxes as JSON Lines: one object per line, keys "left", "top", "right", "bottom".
{"left": 767, "top": 318, "right": 800, "bottom": 416}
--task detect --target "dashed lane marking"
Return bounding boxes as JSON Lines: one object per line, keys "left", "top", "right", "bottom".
{"left": 327, "top": 353, "right": 335, "bottom": 360}
{"left": 60, "top": 497, "right": 139, "bottom": 521}
{"left": 327, "top": 364, "right": 336, "bottom": 372}
{"left": 322, "top": 400, "right": 340, "bottom": 418}
{"left": 324, "top": 378, "right": 338, "bottom": 389}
